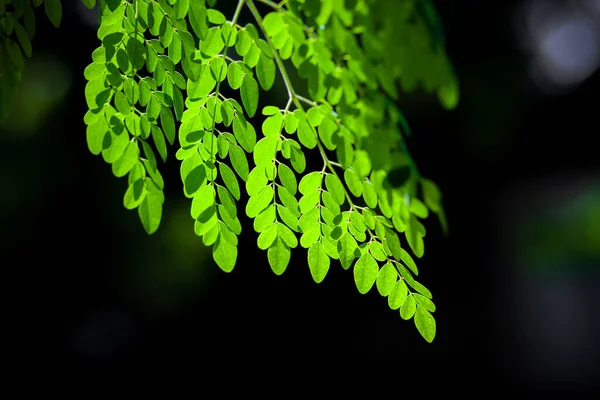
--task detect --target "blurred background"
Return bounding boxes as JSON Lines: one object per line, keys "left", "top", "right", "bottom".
{"left": 2, "top": 0, "right": 600, "bottom": 393}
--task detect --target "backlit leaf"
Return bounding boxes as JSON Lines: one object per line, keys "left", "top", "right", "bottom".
{"left": 240, "top": 75, "right": 259, "bottom": 117}
{"left": 353, "top": 253, "right": 378, "bottom": 294}
{"left": 414, "top": 307, "right": 436, "bottom": 343}
{"left": 308, "top": 241, "right": 329, "bottom": 283}
{"left": 268, "top": 237, "right": 291, "bottom": 275}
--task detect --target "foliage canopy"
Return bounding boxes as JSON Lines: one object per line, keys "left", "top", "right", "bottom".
{"left": 0, "top": 0, "right": 459, "bottom": 343}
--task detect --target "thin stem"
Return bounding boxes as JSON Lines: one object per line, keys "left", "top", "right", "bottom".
{"left": 256, "top": 0, "right": 281, "bottom": 9}
{"left": 246, "top": 0, "right": 296, "bottom": 103}
{"left": 296, "top": 95, "right": 316, "bottom": 107}
{"left": 247, "top": 0, "right": 375, "bottom": 238}
{"left": 283, "top": 98, "right": 292, "bottom": 113}
{"left": 247, "top": 0, "right": 358, "bottom": 208}
{"left": 130, "top": 0, "right": 139, "bottom": 121}
{"left": 232, "top": 0, "right": 245, "bottom": 23}
{"left": 207, "top": 0, "right": 245, "bottom": 188}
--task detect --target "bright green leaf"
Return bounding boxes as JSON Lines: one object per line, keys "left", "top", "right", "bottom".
{"left": 414, "top": 307, "right": 436, "bottom": 343}
{"left": 298, "top": 171, "right": 322, "bottom": 194}
{"left": 256, "top": 52, "right": 276, "bottom": 90}
{"left": 257, "top": 224, "right": 278, "bottom": 250}
{"left": 228, "top": 144, "right": 249, "bottom": 181}
{"left": 376, "top": 262, "right": 397, "bottom": 296}
{"left": 246, "top": 185, "right": 274, "bottom": 218}
{"left": 240, "top": 75, "right": 259, "bottom": 117}
{"left": 277, "top": 163, "right": 297, "bottom": 195}
{"left": 268, "top": 237, "right": 291, "bottom": 275}
{"left": 213, "top": 234, "right": 237, "bottom": 272}
{"left": 400, "top": 294, "right": 417, "bottom": 320}
{"left": 388, "top": 278, "right": 408, "bottom": 310}
{"left": 308, "top": 241, "right": 329, "bottom": 283}
{"left": 337, "top": 232, "right": 358, "bottom": 270}
{"left": 353, "top": 253, "right": 379, "bottom": 294}
{"left": 138, "top": 182, "right": 163, "bottom": 234}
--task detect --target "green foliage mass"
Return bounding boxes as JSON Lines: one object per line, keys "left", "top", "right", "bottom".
{"left": 0, "top": 0, "right": 459, "bottom": 343}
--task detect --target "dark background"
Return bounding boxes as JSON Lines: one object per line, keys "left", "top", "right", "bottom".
{"left": 3, "top": 0, "right": 600, "bottom": 393}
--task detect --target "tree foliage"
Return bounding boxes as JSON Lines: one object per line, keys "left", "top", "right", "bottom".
{"left": 0, "top": 0, "right": 459, "bottom": 343}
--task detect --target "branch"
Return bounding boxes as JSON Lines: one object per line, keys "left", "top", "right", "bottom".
{"left": 246, "top": 0, "right": 365, "bottom": 219}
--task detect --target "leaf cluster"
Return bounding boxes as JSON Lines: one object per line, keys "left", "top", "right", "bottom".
{"left": 2, "top": 0, "right": 459, "bottom": 343}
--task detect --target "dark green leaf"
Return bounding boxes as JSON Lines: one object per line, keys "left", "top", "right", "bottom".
{"left": 240, "top": 75, "right": 259, "bottom": 117}
{"left": 44, "top": 0, "right": 62, "bottom": 28}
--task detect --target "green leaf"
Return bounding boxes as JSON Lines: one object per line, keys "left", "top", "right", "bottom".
{"left": 263, "top": 12, "right": 285, "bottom": 36}
{"left": 23, "top": 5, "right": 36, "bottom": 38}
{"left": 413, "top": 294, "right": 436, "bottom": 312}
{"left": 262, "top": 105, "right": 279, "bottom": 116}
{"left": 233, "top": 114, "right": 256, "bottom": 153}
{"left": 86, "top": 117, "right": 108, "bottom": 155}
{"left": 247, "top": 167, "right": 268, "bottom": 197}
{"left": 213, "top": 234, "right": 237, "bottom": 272}
{"left": 138, "top": 182, "right": 163, "bottom": 234}
{"left": 388, "top": 279, "right": 408, "bottom": 310}
{"left": 174, "top": 0, "right": 189, "bottom": 20}
{"left": 235, "top": 29, "right": 252, "bottom": 56}
{"left": 306, "top": 107, "right": 323, "bottom": 127}
{"left": 298, "top": 171, "right": 322, "bottom": 194}
{"left": 207, "top": 9, "right": 226, "bottom": 25}
{"left": 253, "top": 136, "right": 278, "bottom": 166}
{"left": 257, "top": 224, "right": 278, "bottom": 250}
{"left": 385, "top": 228, "right": 402, "bottom": 260}
{"left": 151, "top": 126, "right": 168, "bottom": 162}
{"left": 290, "top": 146, "right": 306, "bottom": 173}
{"left": 189, "top": 1, "right": 209, "bottom": 40}
{"left": 256, "top": 52, "right": 276, "bottom": 90}
{"left": 240, "top": 75, "right": 259, "bottom": 118}
{"left": 82, "top": 0, "right": 96, "bottom": 9}
{"left": 399, "top": 248, "right": 418, "bottom": 276}
{"left": 325, "top": 174, "right": 345, "bottom": 205}
{"left": 438, "top": 78, "right": 459, "bottom": 110}
{"left": 14, "top": 21, "right": 32, "bottom": 58}
{"left": 353, "top": 150, "right": 372, "bottom": 178}
{"left": 160, "top": 106, "right": 175, "bottom": 145}
{"left": 297, "top": 118, "right": 317, "bottom": 149}
{"left": 277, "top": 204, "right": 298, "bottom": 231}
{"left": 376, "top": 262, "right": 397, "bottom": 296}
{"left": 227, "top": 61, "right": 244, "bottom": 89}
{"left": 44, "top": 0, "right": 62, "bottom": 28}
{"left": 353, "top": 253, "right": 378, "bottom": 294}
{"left": 112, "top": 141, "right": 139, "bottom": 177}
{"left": 268, "top": 237, "right": 291, "bottom": 275}
{"left": 421, "top": 178, "right": 442, "bottom": 213}
{"left": 410, "top": 280, "right": 433, "bottom": 299}
{"left": 254, "top": 204, "right": 276, "bottom": 232}
{"left": 219, "top": 162, "right": 240, "bottom": 200}
{"left": 337, "top": 232, "right": 358, "bottom": 270}
{"left": 228, "top": 144, "right": 249, "bottom": 181}
{"left": 262, "top": 112, "right": 283, "bottom": 137}
{"left": 284, "top": 113, "right": 298, "bottom": 134}
{"left": 308, "top": 241, "right": 330, "bottom": 283}
{"left": 246, "top": 185, "right": 274, "bottom": 218}
{"left": 221, "top": 22, "right": 237, "bottom": 46}
{"left": 277, "top": 186, "right": 300, "bottom": 217}
{"left": 399, "top": 293, "right": 417, "bottom": 322}
{"left": 184, "top": 165, "right": 207, "bottom": 197}
{"left": 414, "top": 307, "right": 436, "bottom": 343}
{"left": 123, "top": 179, "right": 146, "bottom": 210}
{"left": 344, "top": 168, "right": 362, "bottom": 197}
{"left": 191, "top": 184, "right": 216, "bottom": 219}
{"left": 210, "top": 56, "right": 228, "bottom": 82}
{"left": 217, "top": 184, "right": 237, "bottom": 218}
{"left": 277, "top": 163, "right": 297, "bottom": 195}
